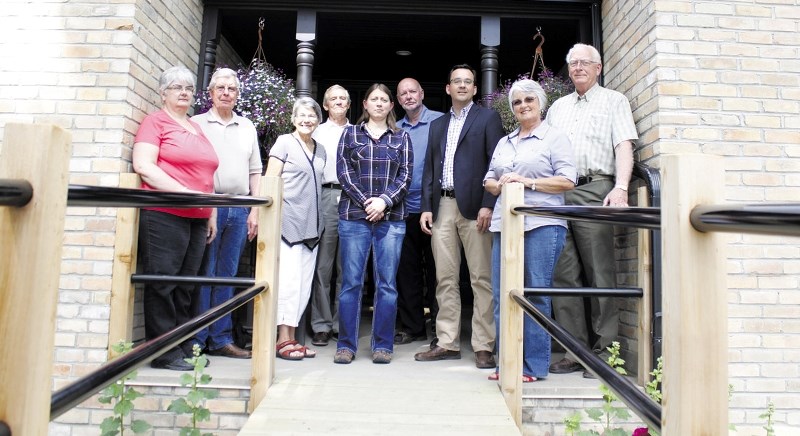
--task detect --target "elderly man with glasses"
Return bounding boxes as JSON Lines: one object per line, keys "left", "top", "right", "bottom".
{"left": 545, "top": 43, "right": 638, "bottom": 378}
{"left": 190, "top": 67, "right": 262, "bottom": 359}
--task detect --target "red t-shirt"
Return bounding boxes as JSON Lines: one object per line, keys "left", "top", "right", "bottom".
{"left": 134, "top": 110, "right": 219, "bottom": 218}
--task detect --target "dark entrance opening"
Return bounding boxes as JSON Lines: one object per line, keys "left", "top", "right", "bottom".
{"left": 214, "top": 5, "right": 592, "bottom": 116}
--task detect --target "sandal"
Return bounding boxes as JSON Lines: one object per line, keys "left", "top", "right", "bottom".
{"left": 299, "top": 345, "right": 316, "bottom": 358}
{"left": 333, "top": 348, "right": 355, "bottom": 364}
{"left": 487, "top": 372, "right": 538, "bottom": 383}
{"left": 276, "top": 340, "right": 304, "bottom": 361}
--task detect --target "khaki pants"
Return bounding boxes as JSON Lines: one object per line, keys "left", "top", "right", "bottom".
{"left": 552, "top": 179, "right": 619, "bottom": 357}
{"left": 430, "top": 198, "right": 495, "bottom": 353}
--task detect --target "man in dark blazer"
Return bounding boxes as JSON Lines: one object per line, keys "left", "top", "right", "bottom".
{"left": 414, "top": 64, "right": 505, "bottom": 369}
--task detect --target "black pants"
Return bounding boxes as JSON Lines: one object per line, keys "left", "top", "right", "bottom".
{"left": 395, "top": 213, "right": 438, "bottom": 336}
{"left": 139, "top": 209, "right": 208, "bottom": 362}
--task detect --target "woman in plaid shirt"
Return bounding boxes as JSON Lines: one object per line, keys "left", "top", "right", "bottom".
{"left": 333, "top": 83, "right": 413, "bottom": 365}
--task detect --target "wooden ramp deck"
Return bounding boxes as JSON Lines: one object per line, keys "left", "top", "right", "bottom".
{"left": 239, "top": 334, "right": 520, "bottom": 435}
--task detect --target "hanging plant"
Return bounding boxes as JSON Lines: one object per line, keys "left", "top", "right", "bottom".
{"left": 195, "top": 18, "right": 296, "bottom": 160}
{"left": 483, "top": 69, "right": 575, "bottom": 134}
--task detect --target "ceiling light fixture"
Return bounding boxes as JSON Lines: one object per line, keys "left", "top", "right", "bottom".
{"left": 396, "top": 50, "right": 412, "bottom": 56}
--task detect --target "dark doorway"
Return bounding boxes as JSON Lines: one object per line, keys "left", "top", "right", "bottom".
{"left": 214, "top": 4, "right": 591, "bottom": 117}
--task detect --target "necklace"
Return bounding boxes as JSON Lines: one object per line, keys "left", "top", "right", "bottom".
{"left": 366, "top": 124, "right": 385, "bottom": 139}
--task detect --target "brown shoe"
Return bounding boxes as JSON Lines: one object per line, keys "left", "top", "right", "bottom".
{"left": 414, "top": 346, "right": 461, "bottom": 362}
{"left": 208, "top": 343, "right": 252, "bottom": 359}
{"left": 549, "top": 357, "right": 583, "bottom": 374}
{"left": 475, "top": 350, "right": 496, "bottom": 369}
{"left": 312, "top": 331, "right": 331, "bottom": 346}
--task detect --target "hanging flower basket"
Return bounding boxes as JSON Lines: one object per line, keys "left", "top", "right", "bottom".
{"left": 195, "top": 61, "right": 296, "bottom": 163}
{"left": 482, "top": 68, "right": 575, "bottom": 134}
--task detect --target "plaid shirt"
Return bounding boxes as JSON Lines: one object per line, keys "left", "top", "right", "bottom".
{"left": 442, "top": 101, "right": 474, "bottom": 189}
{"left": 546, "top": 84, "right": 638, "bottom": 177}
{"left": 336, "top": 122, "right": 413, "bottom": 221}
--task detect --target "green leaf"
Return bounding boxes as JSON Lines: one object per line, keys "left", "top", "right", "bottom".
{"left": 201, "top": 388, "right": 219, "bottom": 399}
{"left": 199, "top": 374, "right": 213, "bottom": 384}
{"left": 613, "top": 407, "right": 630, "bottom": 420}
{"left": 187, "top": 390, "right": 205, "bottom": 405}
{"left": 98, "top": 395, "right": 113, "bottom": 404}
{"left": 113, "top": 399, "right": 133, "bottom": 415}
{"left": 607, "top": 428, "right": 628, "bottom": 436}
{"left": 585, "top": 408, "right": 603, "bottom": 421}
{"left": 99, "top": 416, "right": 121, "bottom": 435}
{"left": 127, "top": 389, "right": 143, "bottom": 401}
{"left": 168, "top": 398, "right": 192, "bottom": 414}
{"left": 131, "top": 419, "right": 152, "bottom": 434}
{"left": 195, "top": 407, "right": 212, "bottom": 422}
{"left": 179, "top": 373, "right": 194, "bottom": 386}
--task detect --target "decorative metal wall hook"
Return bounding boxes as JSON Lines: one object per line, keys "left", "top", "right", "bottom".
{"left": 531, "top": 27, "right": 547, "bottom": 78}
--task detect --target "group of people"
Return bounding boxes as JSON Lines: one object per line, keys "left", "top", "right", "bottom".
{"left": 133, "top": 42, "right": 638, "bottom": 381}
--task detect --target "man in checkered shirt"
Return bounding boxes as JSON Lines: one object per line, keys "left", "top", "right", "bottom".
{"left": 546, "top": 43, "right": 639, "bottom": 378}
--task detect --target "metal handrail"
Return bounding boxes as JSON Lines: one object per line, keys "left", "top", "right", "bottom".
{"left": 514, "top": 205, "right": 660, "bottom": 229}
{"left": 50, "top": 282, "right": 268, "bottom": 420}
{"left": 67, "top": 184, "right": 271, "bottom": 208}
{"left": 0, "top": 178, "right": 33, "bottom": 207}
{"left": 691, "top": 203, "right": 800, "bottom": 237}
{"left": 525, "top": 288, "right": 643, "bottom": 297}
{"left": 131, "top": 274, "right": 256, "bottom": 287}
{"left": 511, "top": 289, "right": 661, "bottom": 432}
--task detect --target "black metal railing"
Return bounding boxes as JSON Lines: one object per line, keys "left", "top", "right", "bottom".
{"left": 41, "top": 183, "right": 273, "bottom": 421}
{"left": 67, "top": 184, "right": 270, "bottom": 208}
{"left": 0, "top": 178, "right": 33, "bottom": 207}
{"left": 512, "top": 290, "right": 662, "bottom": 431}
{"left": 50, "top": 280, "right": 266, "bottom": 419}
{"left": 691, "top": 203, "right": 800, "bottom": 237}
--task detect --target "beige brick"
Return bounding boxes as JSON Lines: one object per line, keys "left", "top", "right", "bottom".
{"left": 744, "top": 115, "right": 781, "bottom": 128}
{"left": 697, "top": 29, "right": 737, "bottom": 42}
{"left": 720, "top": 43, "right": 759, "bottom": 57}
{"left": 681, "top": 96, "right": 721, "bottom": 110}
{"left": 676, "top": 14, "right": 716, "bottom": 28}
{"left": 677, "top": 41, "right": 719, "bottom": 55}
{"left": 741, "top": 58, "right": 780, "bottom": 71}
{"left": 718, "top": 17, "right": 756, "bottom": 30}
{"left": 695, "top": 2, "right": 734, "bottom": 14}
{"left": 764, "top": 100, "right": 800, "bottom": 114}
{"left": 735, "top": 4, "right": 774, "bottom": 17}
{"left": 721, "top": 98, "right": 760, "bottom": 112}
{"left": 766, "top": 187, "right": 800, "bottom": 201}
{"left": 724, "top": 129, "right": 762, "bottom": 142}
{"left": 765, "top": 130, "right": 800, "bottom": 143}
{"left": 742, "top": 173, "right": 782, "bottom": 186}
{"left": 205, "top": 399, "right": 247, "bottom": 414}
{"left": 700, "top": 84, "right": 739, "bottom": 97}
{"left": 742, "top": 144, "right": 783, "bottom": 157}
{"left": 681, "top": 128, "right": 720, "bottom": 140}
{"left": 758, "top": 18, "right": 798, "bottom": 32}
{"left": 654, "top": 1, "right": 692, "bottom": 13}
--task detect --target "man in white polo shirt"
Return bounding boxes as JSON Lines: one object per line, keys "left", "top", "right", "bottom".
{"left": 191, "top": 67, "right": 262, "bottom": 359}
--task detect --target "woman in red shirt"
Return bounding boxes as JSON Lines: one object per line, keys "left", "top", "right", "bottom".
{"left": 132, "top": 65, "right": 219, "bottom": 371}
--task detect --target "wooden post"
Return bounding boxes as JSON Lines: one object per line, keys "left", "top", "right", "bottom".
{"left": 249, "top": 175, "right": 282, "bottom": 413}
{"left": 636, "top": 185, "right": 653, "bottom": 384}
{"left": 107, "top": 173, "right": 141, "bottom": 357}
{"left": 660, "top": 154, "right": 727, "bottom": 435}
{"left": 0, "top": 123, "right": 72, "bottom": 435}
{"left": 499, "top": 183, "right": 524, "bottom": 429}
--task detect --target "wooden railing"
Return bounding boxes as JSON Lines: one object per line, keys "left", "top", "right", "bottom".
{"left": 498, "top": 154, "right": 800, "bottom": 434}
{"left": 0, "top": 123, "right": 283, "bottom": 434}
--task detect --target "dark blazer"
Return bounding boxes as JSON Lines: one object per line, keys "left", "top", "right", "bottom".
{"left": 421, "top": 104, "right": 505, "bottom": 221}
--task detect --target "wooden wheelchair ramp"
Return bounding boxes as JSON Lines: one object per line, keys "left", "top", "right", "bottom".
{"left": 239, "top": 338, "right": 520, "bottom": 435}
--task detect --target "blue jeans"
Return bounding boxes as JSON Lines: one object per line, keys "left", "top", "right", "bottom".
{"left": 193, "top": 207, "right": 249, "bottom": 351}
{"left": 337, "top": 219, "right": 406, "bottom": 355}
{"left": 492, "top": 226, "right": 566, "bottom": 378}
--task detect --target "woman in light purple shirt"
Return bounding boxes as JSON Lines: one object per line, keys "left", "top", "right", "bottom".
{"left": 484, "top": 79, "right": 576, "bottom": 382}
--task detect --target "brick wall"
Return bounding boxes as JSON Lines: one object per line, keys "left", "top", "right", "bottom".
{"left": 0, "top": 0, "right": 203, "bottom": 432}
{"left": 604, "top": 0, "right": 800, "bottom": 432}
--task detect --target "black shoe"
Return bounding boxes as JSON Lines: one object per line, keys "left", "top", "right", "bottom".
{"left": 429, "top": 337, "right": 439, "bottom": 349}
{"left": 394, "top": 330, "right": 427, "bottom": 345}
{"left": 312, "top": 331, "right": 331, "bottom": 346}
{"left": 582, "top": 370, "right": 596, "bottom": 379}
{"left": 151, "top": 356, "right": 193, "bottom": 371}
{"left": 549, "top": 357, "right": 584, "bottom": 374}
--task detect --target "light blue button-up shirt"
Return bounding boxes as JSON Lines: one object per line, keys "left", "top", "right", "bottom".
{"left": 398, "top": 106, "right": 444, "bottom": 213}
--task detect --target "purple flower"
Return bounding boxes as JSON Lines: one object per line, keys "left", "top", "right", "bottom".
{"left": 632, "top": 427, "right": 650, "bottom": 436}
